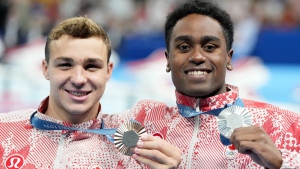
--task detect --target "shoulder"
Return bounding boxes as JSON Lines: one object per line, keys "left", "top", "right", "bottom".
{"left": 0, "top": 109, "right": 36, "bottom": 122}
{"left": 103, "top": 100, "right": 174, "bottom": 126}
{"left": 130, "top": 99, "right": 177, "bottom": 122}
{"left": 242, "top": 99, "right": 300, "bottom": 139}
{"left": 132, "top": 99, "right": 169, "bottom": 109}
{"left": 129, "top": 99, "right": 174, "bottom": 116}
{"left": 242, "top": 98, "right": 300, "bottom": 119}
{"left": 118, "top": 99, "right": 171, "bottom": 117}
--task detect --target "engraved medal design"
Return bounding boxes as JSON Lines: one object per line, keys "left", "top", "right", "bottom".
{"left": 217, "top": 106, "right": 252, "bottom": 139}
{"left": 114, "top": 121, "right": 147, "bottom": 156}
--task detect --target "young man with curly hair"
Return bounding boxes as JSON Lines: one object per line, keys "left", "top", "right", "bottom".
{"left": 105, "top": 1, "right": 300, "bottom": 168}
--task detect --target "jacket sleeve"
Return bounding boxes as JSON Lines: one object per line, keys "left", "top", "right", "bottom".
{"left": 102, "top": 100, "right": 149, "bottom": 128}
{"left": 280, "top": 149, "right": 300, "bottom": 168}
{"left": 279, "top": 115, "right": 300, "bottom": 168}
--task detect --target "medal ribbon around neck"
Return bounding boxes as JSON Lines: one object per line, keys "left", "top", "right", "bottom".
{"left": 177, "top": 97, "right": 252, "bottom": 146}
{"left": 30, "top": 111, "right": 146, "bottom": 156}
{"left": 30, "top": 111, "right": 116, "bottom": 142}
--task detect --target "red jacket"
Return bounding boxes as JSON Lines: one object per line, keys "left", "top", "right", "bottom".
{"left": 105, "top": 85, "right": 300, "bottom": 169}
{"left": 0, "top": 98, "right": 143, "bottom": 169}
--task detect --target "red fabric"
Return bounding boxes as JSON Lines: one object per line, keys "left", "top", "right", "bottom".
{"left": 0, "top": 101, "right": 144, "bottom": 169}
{"left": 105, "top": 84, "right": 300, "bottom": 168}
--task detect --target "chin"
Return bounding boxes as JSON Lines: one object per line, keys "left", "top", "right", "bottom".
{"left": 69, "top": 110, "right": 86, "bottom": 115}
{"left": 67, "top": 107, "right": 88, "bottom": 115}
{"left": 186, "top": 89, "right": 212, "bottom": 98}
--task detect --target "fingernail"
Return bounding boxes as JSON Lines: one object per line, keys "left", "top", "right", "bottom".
{"left": 140, "top": 135, "right": 146, "bottom": 140}
{"left": 134, "top": 148, "right": 140, "bottom": 153}
{"left": 131, "top": 154, "right": 138, "bottom": 159}
{"left": 137, "top": 141, "right": 143, "bottom": 147}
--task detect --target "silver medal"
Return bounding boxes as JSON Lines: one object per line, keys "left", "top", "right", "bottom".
{"left": 114, "top": 121, "right": 147, "bottom": 156}
{"left": 217, "top": 106, "right": 252, "bottom": 139}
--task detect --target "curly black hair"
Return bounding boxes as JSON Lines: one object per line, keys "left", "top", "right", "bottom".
{"left": 165, "top": 0, "right": 234, "bottom": 52}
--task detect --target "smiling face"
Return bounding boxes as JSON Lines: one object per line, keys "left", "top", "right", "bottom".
{"left": 166, "top": 14, "right": 233, "bottom": 98}
{"left": 42, "top": 35, "right": 113, "bottom": 123}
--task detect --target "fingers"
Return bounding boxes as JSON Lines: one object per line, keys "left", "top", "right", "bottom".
{"left": 230, "top": 126, "right": 271, "bottom": 151}
{"left": 132, "top": 152, "right": 178, "bottom": 169}
{"left": 138, "top": 135, "right": 181, "bottom": 159}
{"left": 230, "top": 126, "right": 270, "bottom": 152}
{"left": 229, "top": 126, "right": 282, "bottom": 168}
{"left": 132, "top": 134, "right": 182, "bottom": 169}
{"left": 234, "top": 140, "right": 263, "bottom": 154}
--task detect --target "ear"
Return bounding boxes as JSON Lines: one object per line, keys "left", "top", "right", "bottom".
{"left": 165, "top": 50, "right": 171, "bottom": 72}
{"left": 106, "top": 62, "right": 114, "bottom": 82}
{"left": 226, "top": 49, "right": 234, "bottom": 71}
{"left": 165, "top": 50, "right": 169, "bottom": 59}
{"left": 42, "top": 59, "right": 50, "bottom": 80}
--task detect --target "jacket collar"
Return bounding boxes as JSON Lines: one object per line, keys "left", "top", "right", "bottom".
{"left": 175, "top": 84, "right": 239, "bottom": 112}
{"left": 36, "top": 96, "right": 102, "bottom": 130}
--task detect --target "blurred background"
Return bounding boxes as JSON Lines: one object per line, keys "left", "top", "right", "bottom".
{"left": 0, "top": 0, "right": 299, "bottom": 114}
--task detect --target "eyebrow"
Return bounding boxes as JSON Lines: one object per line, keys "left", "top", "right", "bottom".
{"left": 174, "top": 35, "right": 193, "bottom": 43}
{"left": 174, "top": 35, "right": 220, "bottom": 44}
{"left": 84, "top": 58, "right": 103, "bottom": 63}
{"left": 200, "top": 35, "right": 220, "bottom": 44}
{"left": 54, "top": 57, "right": 74, "bottom": 63}
{"left": 53, "top": 57, "right": 103, "bottom": 64}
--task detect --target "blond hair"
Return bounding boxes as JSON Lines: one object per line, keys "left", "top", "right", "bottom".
{"left": 45, "top": 16, "right": 111, "bottom": 62}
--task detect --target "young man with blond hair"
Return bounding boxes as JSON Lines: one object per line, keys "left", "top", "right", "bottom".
{"left": 0, "top": 16, "right": 181, "bottom": 169}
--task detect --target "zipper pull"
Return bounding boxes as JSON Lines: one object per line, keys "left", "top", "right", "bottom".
{"left": 195, "top": 99, "right": 200, "bottom": 112}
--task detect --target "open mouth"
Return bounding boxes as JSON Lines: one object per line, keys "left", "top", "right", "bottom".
{"left": 66, "top": 90, "right": 91, "bottom": 97}
{"left": 185, "top": 70, "right": 210, "bottom": 76}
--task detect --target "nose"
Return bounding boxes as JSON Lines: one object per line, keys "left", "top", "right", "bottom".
{"left": 70, "top": 67, "right": 87, "bottom": 87}
{"left": 189, "top": 49, "right": 206, "bottom": 64}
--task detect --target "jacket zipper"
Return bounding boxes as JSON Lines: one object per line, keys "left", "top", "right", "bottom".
{"left": 187, "top": 115, "right": 200, "bottom": 168}
{"left": 54, "top": 132, "right": 67, "bottom": 169}
{"left": 187, "top": 99, "right": 201, "bottom": 168}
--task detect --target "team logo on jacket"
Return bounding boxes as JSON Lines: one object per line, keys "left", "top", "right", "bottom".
{"left": 5, "top": 154, "right": 24, "bottom": 169}
{"left": 224, "top": 146, "right": 238, "bottom": 159}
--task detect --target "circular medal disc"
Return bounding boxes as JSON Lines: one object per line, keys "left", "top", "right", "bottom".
{"left": 217, "top": 106, "right": 252, "bottom": 139}
{"left": 114, "top": 121, "right": 147, "bottom": 156}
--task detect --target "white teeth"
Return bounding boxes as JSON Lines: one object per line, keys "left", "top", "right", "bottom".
{"left": 187, "top": 71, "right": 208, "bottom": 76}
{"left": 69, "top": 91, "right": 87, "bottom": 97}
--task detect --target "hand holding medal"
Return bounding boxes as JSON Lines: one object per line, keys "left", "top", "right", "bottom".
{"left": 218, "top": 107, "right": 282, "bottom": 168}
{"left": 217, "top": 106, "right": 252, "bottom": 145}
{"left": 114, "top": 121, "right": 182, "bottom": 168}
{"left": 114, "top": 121, "right": 147, "bottom": 156}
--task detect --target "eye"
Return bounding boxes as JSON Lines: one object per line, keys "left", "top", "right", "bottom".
{"left": 85, "top": 64, "right": 101, "bottom": 70}
{"left": 178, "top": 44, "right": 191, "bottom": 52}
{"left": 203, "top": 44, "right": 216, "bottom": 51}
{"left": 58, "top": 63, "right": 71, "bottom": 68}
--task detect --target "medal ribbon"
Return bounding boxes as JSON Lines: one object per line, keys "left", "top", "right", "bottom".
{"left": 177, "top": 97, "right": 244, "bottom": 145}
{"left": 30, "top": 111, "right": 116, "bottom": 143}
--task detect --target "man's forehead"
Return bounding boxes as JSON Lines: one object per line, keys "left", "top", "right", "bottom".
{"left": 171, "top": 15, "right": 225, "bottom": 41}
{"left": 48, "top": 36, "right": 108, "bottom": 62}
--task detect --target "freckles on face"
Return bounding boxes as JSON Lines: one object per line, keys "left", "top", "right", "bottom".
{"left": 168, "top": 14, "right": 231, "bottom": 97}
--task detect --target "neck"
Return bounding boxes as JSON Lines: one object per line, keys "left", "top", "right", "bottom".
{"left": 46, "top": 111, "right": 97, "bottom": 124}
{"left": 45, "top": 101, "right": 99, "bottom": 124}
